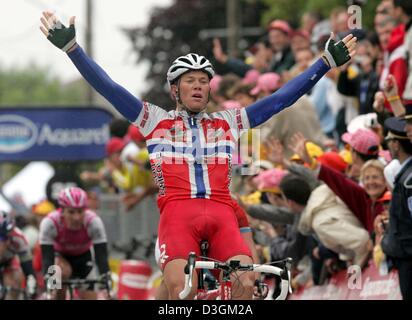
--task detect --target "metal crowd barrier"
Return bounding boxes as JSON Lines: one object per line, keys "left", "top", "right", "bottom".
{"left": 97, "top": 193, "right": 159, "bottom": 247}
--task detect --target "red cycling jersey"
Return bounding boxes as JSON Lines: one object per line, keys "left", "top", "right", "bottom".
{"left": 135, "top": 103, "right": 250, "bottom": 211}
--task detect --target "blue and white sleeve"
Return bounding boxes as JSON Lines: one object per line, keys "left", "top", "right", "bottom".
{"left": 67, "top": 45, "right": 143, "bottom": 122}
{"left": 245, "top": 58, "right": 330, "bottom": 128}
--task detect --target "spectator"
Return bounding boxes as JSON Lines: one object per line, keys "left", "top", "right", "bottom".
{"left": 105, "top": 137, "right": 154, "bottom": 211}
{"left": 212, "top": 38, "right": 270, "bottom": 78}
{"left": 109, "top": 118, "right": 130, "bottom": 138}
{"left": 301, "top": 11, "right": 322, "bottom": 35}
{"left": 309, "top": 62, "right": 340, "bottom": 139}
{"left": 337, "top": 41, "right": 380, "bottom": 115}
{"left": 403, "top": 105, "right": 412, "bottom": 143}
{"left": 263, "top": 98, "right": 327, "bottom": 159}
{"left": 267, "top": 20, "right": 295, "bottom": 74}
{"left": 392, "top": 0, "right": 412, "bottom": 105}
{"left": 330, "top": 7, "right": 350, "bottom": 35}
{"left": 377, "top": 0, "right": 395, "bottom": 17}
{"left": 216, "top": 73, "right": 241, "bottom": 101}
{"left": 303, "top": 11, "right": 331, "bottom": 55}
{"left": 250, "top": 72, "right": 282, "bottom": 99}
{"left": 298, "top": 183, "right": 371, "bottom": 268}
{"left": 289, "top": 132, "right": 386, "bottom": 235}
{"left": 341, "top": 128, "right": 381, "bottom": 181}
{"left": 209, "top": 74, "right": 225, "bottom": 107}
{"left": 230, "top": 83, "right": 256, "bottom": 108}
{"left": 243, "top": 168, "right": 295, "bottom": 226}
{"left": 242, "top": 69, "right": 260, "bottom": 85}
{"left": 281, "top": 167, "right": 371, "bottom": 270}
{"left": 377, "top": 16, "right": 408, "bottom": 110}
{"left": 381, "top": 116, "right": 412, "bottom": 300}
{"left": 271, "top": 175, "right": 314, "bottom": 270}
{"left": 283, "top": 48, "right": 315, "bottom": 82}
{"left": 290, "top": 30, "right": 311, "bottom": 56}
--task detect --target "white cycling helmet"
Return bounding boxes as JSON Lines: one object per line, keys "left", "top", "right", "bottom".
{"left": 167, "top": 53, "right": 215, "bottom": 87}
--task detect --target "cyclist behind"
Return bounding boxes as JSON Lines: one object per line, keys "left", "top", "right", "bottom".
{"left": 39, "top": 187, "right": 111, "bottom": 300}
{"left": 0, "top": 211, "right": 37, "bottom": 299}
{"left": 40, "top": 11, "right": 356, "bottom": 299}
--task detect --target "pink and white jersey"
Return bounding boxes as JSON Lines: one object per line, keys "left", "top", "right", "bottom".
{"left": 134, "top": 103, "right": 251, "bottom": 211}
{"left": 39, "top": 209, "right": 107, "bottom": 256}
{"left": 0, "top": 227, "right": 32, "bottom": 265}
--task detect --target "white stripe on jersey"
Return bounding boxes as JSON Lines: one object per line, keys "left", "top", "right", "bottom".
{"left": 201, "top": 162, "right": 211, "bottom": 199}
{"left": 146, "top": 138, "right": 236, "bottom": 150}
{"left": 149, "top": 152, "right": 231, "bottom": 165}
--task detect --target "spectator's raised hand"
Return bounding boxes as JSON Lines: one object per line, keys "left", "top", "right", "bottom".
{"left": 40, "top": 11, "right": 77, "bottom": 52}
{"left": 264, "top": 136, "right": 285, "bottom": 166}
{"left": 213, "top": 38, "right": 228, "bottom": 64}
{"left": 288, "top": 132, "right": 313, "bottom": 165}
{"left": 382, "top": 74, "right": 405, "bottom": 117}
{"left": 373, "top": 91, "right": 386, "bottom": 113}
{"left": 383, "top": 74, "right": 399, "bottom": 99}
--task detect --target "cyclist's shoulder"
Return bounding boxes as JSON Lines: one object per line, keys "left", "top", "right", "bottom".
{"left": 141, "top": 101, "right": 172, "bottom": 117}
{"left": 84, "top": 210, "right": 105, "bottom": 227}
{"left": 208, "top": 108, "right": 248, "bottom": 127}
{"left": 84, "top": 209, "right": 99, "bottom": 220}
{"left": 39, "top": 211, "right": 59, "bottom": 231}
{"left": 41, "top": 210, "right": 60, "bottom": 224}
{"left": 8, "top": 227, "right": 29, "bottom": 249}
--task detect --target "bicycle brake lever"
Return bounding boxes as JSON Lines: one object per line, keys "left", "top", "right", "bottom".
{"left": 285, "top": 258, "right": 293, "bottom": 294}
{"left": 185, "top": 252, "right": 197, "bottom": 289}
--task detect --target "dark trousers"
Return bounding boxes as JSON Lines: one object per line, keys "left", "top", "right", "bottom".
{"left": 393, "top": 257, "right": 412, "bottom": 300}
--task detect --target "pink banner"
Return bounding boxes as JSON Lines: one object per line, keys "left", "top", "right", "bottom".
{"left": 289, "top": 260, "right": 402, "bottom": 300}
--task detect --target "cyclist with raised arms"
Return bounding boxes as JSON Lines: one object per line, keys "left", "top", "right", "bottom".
{"left": 40, "top": 11, "right": 357, "bottom": 299}
{"left": 39, "top": 187, "right": 110, "bottom": 300}
{"left": 0, "top": 211, "right": 37, "bottom": 299}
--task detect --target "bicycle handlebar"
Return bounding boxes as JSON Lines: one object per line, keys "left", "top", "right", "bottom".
{"left": 61, "top": 278, "right": 106, "bottom": 287}
{"left": 178, "top": 253, "right": 293, "bottom": 300}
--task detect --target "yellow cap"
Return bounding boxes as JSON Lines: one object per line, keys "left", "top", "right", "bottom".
{"left": 305, "top": 141, "right": 324, "bottom": 159}
{"left": 347, "top": 65, "right": 359, "bottom": 80}
{"left": 240, "top": 191, "right": 262, "bottom": 205}
{"left": 32, "top": 200, "right": 55, "bottom": 216}
{"left": 290, "top": 154, "right": 301, "bottom": 161}
{"left": 339, "top": 148, "right": 352, "bottom": 165}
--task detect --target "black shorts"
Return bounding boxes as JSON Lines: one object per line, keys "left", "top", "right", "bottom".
{"left": 57, "top": 250, "right": 94, "bottom": 279}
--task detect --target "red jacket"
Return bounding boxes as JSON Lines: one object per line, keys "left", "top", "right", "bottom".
{"left": 380, "top": 24, "right": 408, "bottom": 111}
{"left": 318, "top": 164, "right": 385, "bottom": 233}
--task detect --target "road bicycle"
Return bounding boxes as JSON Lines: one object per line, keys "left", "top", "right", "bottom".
{"left": 179, "top": 249, "right": 292, "bottom": 300}
{"left": 45, "top": 276, "right": 112, "bottom": 300}
{"left": 0, "top": 283, "right": 30, "bottom": 300}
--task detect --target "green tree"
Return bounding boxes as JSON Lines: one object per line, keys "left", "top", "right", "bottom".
{"left": 262, "top": 0, "right": 380, "bottom": 30}
{"left": 0, "top": 64, "right": 91, "bottom": 185}
{"left": 0, "top": 64, "right": 86, "bottom": 106}
{"left": 123, "top": 0, "right": 268, "bottom": 109}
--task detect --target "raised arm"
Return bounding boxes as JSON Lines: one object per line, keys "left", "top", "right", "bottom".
{"left": 288, "top": 132, "right": 372, "bottom": 232}
{"left": 246, "top": 34, "right": 357, "bottom": 128}
{"left": 40, "top": 11, "right": 142, "bottom": 122}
